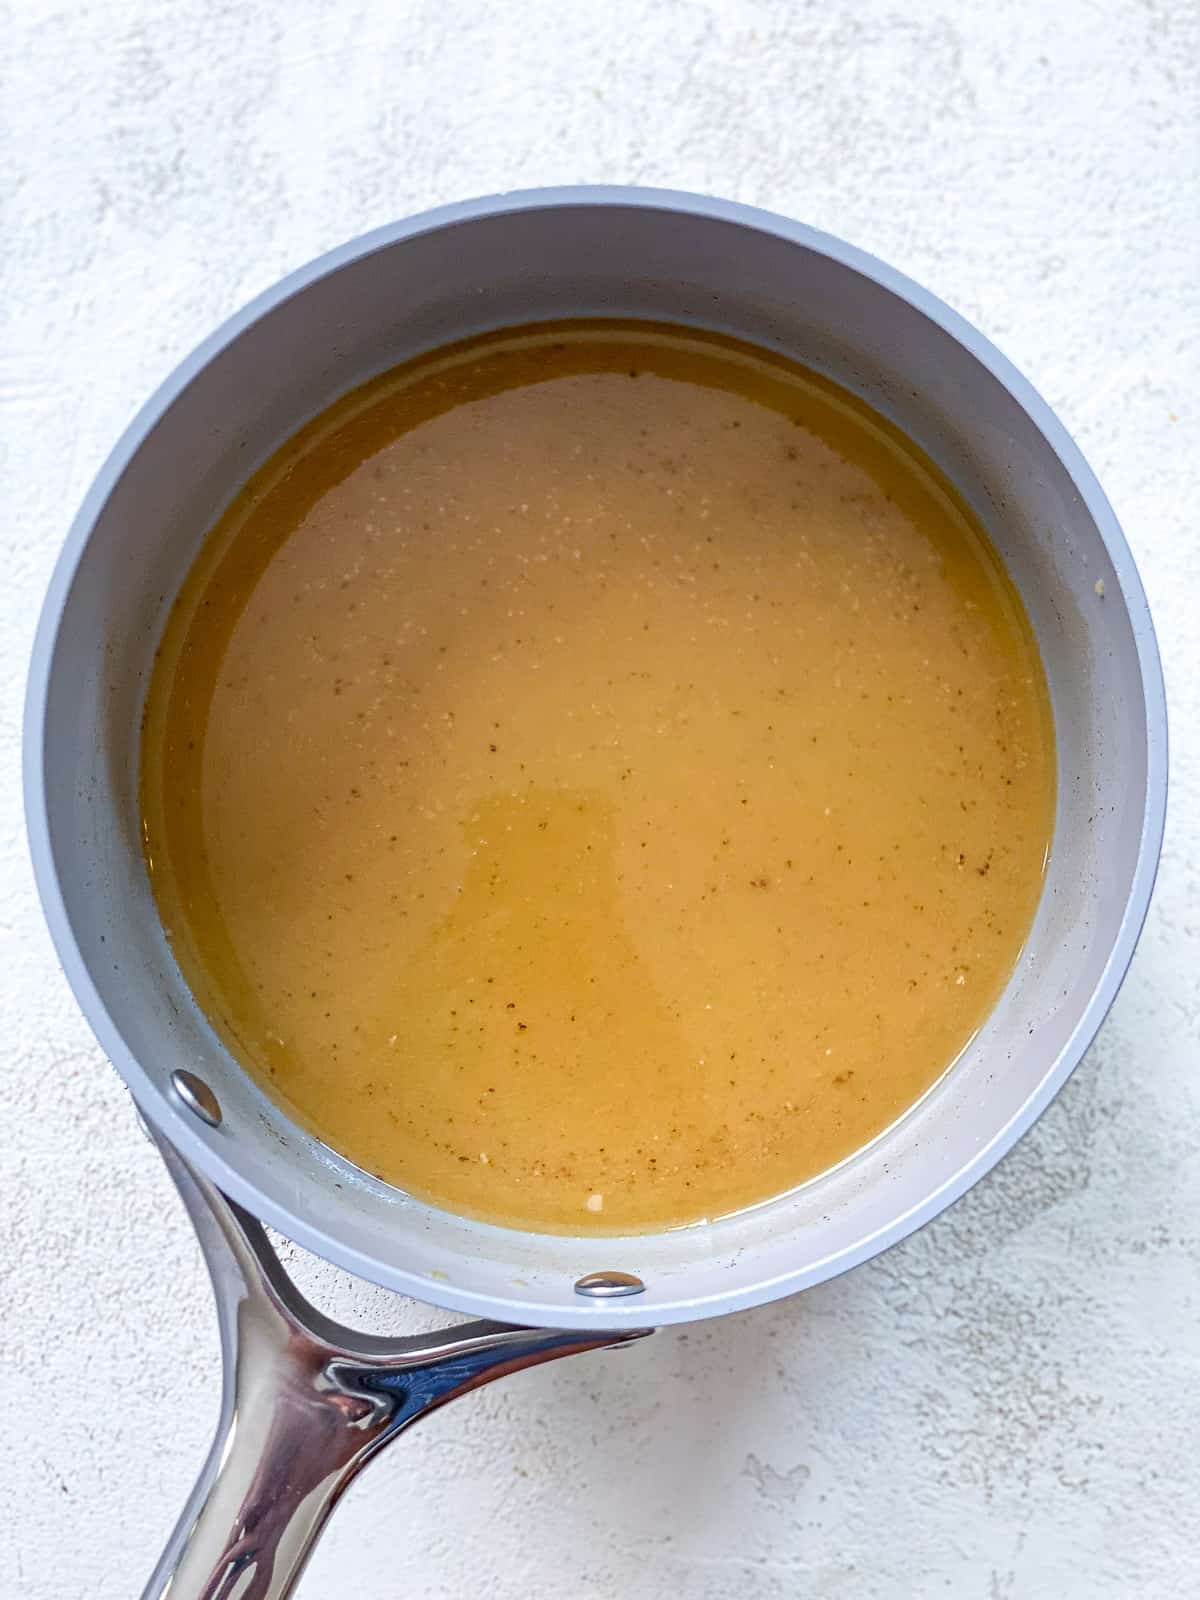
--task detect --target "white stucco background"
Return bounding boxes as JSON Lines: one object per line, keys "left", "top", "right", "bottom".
{"left": 3, "top": 2, "right": 1197, "bottom": 1595}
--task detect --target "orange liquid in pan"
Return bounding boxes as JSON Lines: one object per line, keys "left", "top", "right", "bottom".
{"left": 141, "top": 322, "right": 1055, "bottom": 1233}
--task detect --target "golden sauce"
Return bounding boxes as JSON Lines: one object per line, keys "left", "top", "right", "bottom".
{"left": 140, "top": 322, "right": 1055, "bottom": 1234}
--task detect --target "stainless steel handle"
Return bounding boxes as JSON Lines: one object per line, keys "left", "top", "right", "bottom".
{"left": 141, "top": 1126, "right": 650, "bottom": 1600}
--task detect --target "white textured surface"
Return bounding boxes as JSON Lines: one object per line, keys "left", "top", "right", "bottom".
{"left": 3, "top": 2, "right": 1197, "bottom": 1595}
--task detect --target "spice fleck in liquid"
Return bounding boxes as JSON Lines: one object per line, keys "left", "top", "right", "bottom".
{"left": 140, "top": 323, "right": 1055, "bottom": 1233}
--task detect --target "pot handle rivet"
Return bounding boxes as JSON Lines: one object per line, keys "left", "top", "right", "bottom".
{"left": 170, "top": 1069, "right": 222, "bottom": 1129}
{"left": 574, "top": 1271, "right": 645, "bottom": 1298}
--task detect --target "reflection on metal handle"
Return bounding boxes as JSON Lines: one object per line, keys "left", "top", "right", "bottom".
{"left": 140, "top": 1127, "right": 651, "bottom": 1600}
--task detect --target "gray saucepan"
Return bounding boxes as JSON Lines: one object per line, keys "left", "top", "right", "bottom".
{"left": 24, "top": 188, "right": 1167, "bottom": 1598}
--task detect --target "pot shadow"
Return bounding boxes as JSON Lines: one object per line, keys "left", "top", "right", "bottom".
{"left": 499, "top": 1287, "right": 843, "bottom": 1539}
{"left": 298, "top": 1263, "right": 880, "bottom": 1596}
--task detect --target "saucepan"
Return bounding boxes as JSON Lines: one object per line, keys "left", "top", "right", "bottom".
{"left": 25, "top": 188, "right": 1167, "bottom": 1598}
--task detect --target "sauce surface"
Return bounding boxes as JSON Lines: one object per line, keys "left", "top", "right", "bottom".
{"left": 141, "top": 323, "right": 1055, "bottom": 1233}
